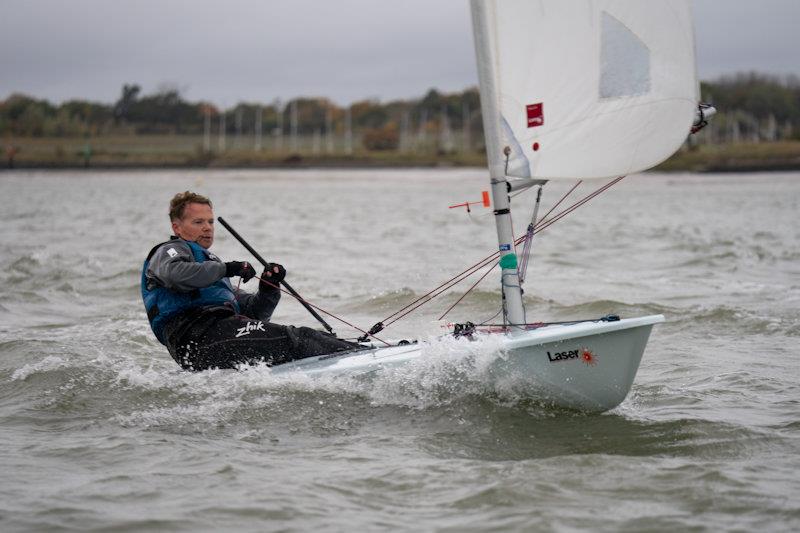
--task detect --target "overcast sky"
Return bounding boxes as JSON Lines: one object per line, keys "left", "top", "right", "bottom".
{"left": 2, "top": 0, "right": 799, "bottom": 107}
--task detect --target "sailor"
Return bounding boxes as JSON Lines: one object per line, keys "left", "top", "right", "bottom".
{"left": 142, "top": 191, "right": 358, "bottom": 370}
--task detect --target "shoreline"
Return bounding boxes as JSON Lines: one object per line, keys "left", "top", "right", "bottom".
{"left": 3, "top": 138, "right": 799, "bottom": 173}
{"left": 4, "top": 161, "right": 800, "bottom": 174}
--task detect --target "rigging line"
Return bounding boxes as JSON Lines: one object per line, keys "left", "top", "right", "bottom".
{"left": 510, "top": 209, "right": 518, "bottom": 253}
{"left": 256, "top": 275, "right": 391, "bottom": 346}
{"left": 218, "top": 216, "right": 334, "bottom": 334}
{"left": 387, "top": 178, "right": 624, "bottom": 326}
{"left": 438, "top": 177, "right": 627, "bottom": 322}
{"left": 480, "top": 315, "right": 620, "bottom": 328}
{"left": 554, "top": 176, "right": 622, "bottom": 215}
{"left": 477, "top": 307, "right": 503, "bottom": 326}
{"left": 535, "top": 178, "right": 618, "bottom": 231}
{"left": 538, "top": 180, "right": 582, "bottom": 224}
{"left": 533, "top": 177, "right": 624, "bottom": 234}
{"left": 378, "top": 250, "right": 500, "bottom": 324}
{"left": 534, "top": 181, "right": 605, "bottom": 230}
{"left": 438, "top": 260, "right": 498, "bottom": 320}
{"left": 533, "top": 177, "right": 623, "bottom": 233}
{"left": 381, "top": 177, "right": 626, "bottom": 329}
{"left": 511, "top": 177, "right": 622, "bottom": 246}
{"left": 378, "top": 180, "right": 590, "bottom": 325}
{"left": 518, "top": 185, "right": 543, "bottom": 284}
{"left": 384, "top": 253, "right": 503, "bottom": 326}
{"left": 505, "top": 178, "right": 582, "bottom": 249}
{"left": 383, "top": 254, "right": 500, "bottom": 327}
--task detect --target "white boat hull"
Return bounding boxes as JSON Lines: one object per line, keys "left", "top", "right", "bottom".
{"left": 270, "top": 315, "right": 663, "bottom": 412}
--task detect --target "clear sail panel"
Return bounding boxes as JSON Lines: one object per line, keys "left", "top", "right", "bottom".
{"left": 599, "top": 12, "right": 651, "bottom": 99}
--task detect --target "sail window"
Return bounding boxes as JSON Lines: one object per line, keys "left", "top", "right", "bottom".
{"left": 599, "top": 12, "right": 651, "bottom": 99}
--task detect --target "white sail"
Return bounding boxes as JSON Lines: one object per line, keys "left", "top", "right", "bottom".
{"left": 471, "top": 0, "right": 698, "bottom": 180}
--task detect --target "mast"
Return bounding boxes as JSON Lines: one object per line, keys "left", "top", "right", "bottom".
{"left": 470, "top": 0, "right": 526, "bottom": 330}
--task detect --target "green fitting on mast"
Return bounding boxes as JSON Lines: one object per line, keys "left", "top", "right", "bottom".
{"left": 499, "top": 253, "right": 518, "bottom": 270}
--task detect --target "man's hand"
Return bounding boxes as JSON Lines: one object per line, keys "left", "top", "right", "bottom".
{"left": 225, "top": 261, "right": 257, "bottom": 282}
{"left": 260, "top": 263, "right": 286, "bottom": 290}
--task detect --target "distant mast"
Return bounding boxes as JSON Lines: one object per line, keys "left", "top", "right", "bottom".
{"left": 417, "top": 108, "right": 428, "bottom": 152}
{"left": 344, "top": 105, "right": 353, "bottom": 155}
{"left": 290, "top": 101, "right": 299, "bottom": 152}
{"left": 325, "top": 107, "right": 334, "bottom": 154}
{"left": 462, "top": 101, "right": 471, "bottom": 153}
{"left": 203, "top": 106, "right": 211, "bottom": 153}
{"left": 440, "top": 105, "right": 454, "bottom": 153}
{"left": 254, "top": 106, "right": 262, "bottom": 152}
{"left": 218, "top": 111, "right": 226, "bottom": 152}
{"left": 312, "top": 128, "right": 321, "bottom": 154}
{"left": 235, "top": 107, "right": 243, "bottom": 148}
{"left": 400, "top": 110, "right": 411, "bottom": 152}
{"left": 274, "top": 99, "right": 284, "bottom": 152}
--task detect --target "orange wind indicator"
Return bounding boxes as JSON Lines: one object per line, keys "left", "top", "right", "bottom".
{"left": 449, "top": 191, "right": 491, "bottom": 213}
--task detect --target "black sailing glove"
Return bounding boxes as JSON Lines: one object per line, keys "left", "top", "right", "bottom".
{"left": 260, "top": 263, "right": 286, "bottom": 290}
{"left": 225, "top": 261, "right": 257, "bottom": 282}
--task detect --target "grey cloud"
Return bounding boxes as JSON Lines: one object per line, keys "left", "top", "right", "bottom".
{"left": 1, "top": 0, "right": 798, "bottom": 107}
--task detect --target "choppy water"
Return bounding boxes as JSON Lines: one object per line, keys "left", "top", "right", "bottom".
{"left": 1, "top": 169, "right": 798, "bottom": 531}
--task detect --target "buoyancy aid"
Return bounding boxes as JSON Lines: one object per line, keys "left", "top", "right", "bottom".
{"left": 141, "top": 238, "right": 240, "bottom": 344}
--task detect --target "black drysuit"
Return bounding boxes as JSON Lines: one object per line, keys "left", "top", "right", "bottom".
{"left": 144, "top": 239, "right": 359, "bottom": 370}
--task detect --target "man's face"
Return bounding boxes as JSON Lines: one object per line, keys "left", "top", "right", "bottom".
{"left": 172, "top": 202, "right": 214, "bottom": 249}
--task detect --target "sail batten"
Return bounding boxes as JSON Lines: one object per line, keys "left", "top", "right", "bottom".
{"left": 471, "top": 0, "right": 698, "bottom": 180}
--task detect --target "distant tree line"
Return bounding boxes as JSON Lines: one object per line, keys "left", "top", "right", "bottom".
{"left": 1, "top": 72, "right": 798, "bottom": 150}
{"left": 698, "top": 73, "right": 799, "bottom": 143}
{"left": 0, "top": 83, "right": 484, "bottom": 152}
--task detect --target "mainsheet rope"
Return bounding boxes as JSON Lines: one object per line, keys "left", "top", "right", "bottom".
{"left": 255, "top": 275, "right": 392, "bottom": 346}
{"left": 377, "top": 176, "right": 626, "bottom": 328}
{"left": 248, "top": 176, "right": 625, "bottom": 343}
{"left": 435, "top": 176, "right": 625, "bottom": 321}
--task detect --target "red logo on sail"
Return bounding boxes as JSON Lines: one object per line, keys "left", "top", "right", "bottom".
{"left": 526, "top": 103, "right": 544, "bottom": 128}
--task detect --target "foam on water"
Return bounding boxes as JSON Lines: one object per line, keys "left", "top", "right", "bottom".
{"left": 11, "top": 355, "right": 70, "bottom": 381}
{"left": 343, "top": 334, "right": 511, "bottom": 408}
{"left": 110, "top": 333, "right": 519, "bottom": 419}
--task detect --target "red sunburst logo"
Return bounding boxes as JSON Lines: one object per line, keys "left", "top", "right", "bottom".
{"left": 581, "top": 348, "right": 598, "bottom": 366}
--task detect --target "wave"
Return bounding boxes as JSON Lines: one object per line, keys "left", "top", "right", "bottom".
{"left": 4, "top": 324, "right": 787, "bottom": 468}
{"left": 4, "top": 332, "right": 585, "bottom": 438}
{"left": 665, "top": 304, "right": 800, "bottom": 337}
{"left": 549, "top": 298, "right": 669, "bottom": 316}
